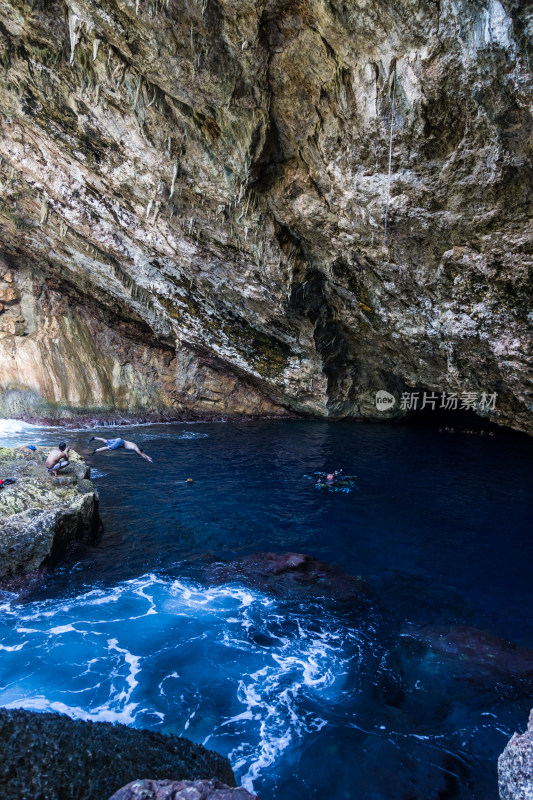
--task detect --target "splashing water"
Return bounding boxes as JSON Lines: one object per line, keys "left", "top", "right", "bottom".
{"left": 0, "top": 575, "right": 366, "bottom": 793}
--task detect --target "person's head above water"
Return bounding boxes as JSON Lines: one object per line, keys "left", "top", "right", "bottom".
{"left": 326, "top": 473, "right": 334, "bottom": 481}
{"left": 59, "top": 442, "right": 67, "bottom": 451}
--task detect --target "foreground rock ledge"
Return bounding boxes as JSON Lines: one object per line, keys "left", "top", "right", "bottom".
{"left": 0, "top": 708, "right": 235, "bottom": 800}
{"left": 0, "top": 445, "right": 100, "bottom": 586}
{"left": 499, "top": 709, "right": 533, "bottom": 800}
{"left": 109, "top": 779, "right": 258, "bottom": 800}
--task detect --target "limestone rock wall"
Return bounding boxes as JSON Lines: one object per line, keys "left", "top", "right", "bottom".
{"left": 0, "top": 262, "right": 286, "bottom": 417}
{"left": 0, "top": 0, "right": 531, "bottom": 430}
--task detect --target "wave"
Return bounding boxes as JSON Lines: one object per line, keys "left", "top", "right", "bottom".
{"left": 0, "top": 418, "right": 47, "bottom": 438}
{"left": 126, "top": 430, "right": 209, "bottom": 442}
{"left": 0, "top": 574, "right": 362, "bottom": 791}
{"left": 176, "top": 431, "right": 209, "bottom": 440}
{"left": 88, "top": 469, "right": 108, "bottom": 479}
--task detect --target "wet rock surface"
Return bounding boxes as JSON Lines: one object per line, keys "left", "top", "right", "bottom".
{"left": 0, "top": 708, "right": 236, "bottom": 800}
{"left": 204, "top": 551, "right": 369, "bottom": 602}
{"left": 499, "top": 709, "right": 533, "bottom": 800}
{"left": 108, "top": 779, "right": 258, "bottom": 800}
{"left": 0, "top": 445, "right": 100, "bottom": 585}
{"left": 0, "top": 1, "right": 531, "bottom": 430}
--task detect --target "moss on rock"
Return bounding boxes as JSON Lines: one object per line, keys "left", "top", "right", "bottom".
{"left": 0, "top": 445, "right": 101, "bottom": 584}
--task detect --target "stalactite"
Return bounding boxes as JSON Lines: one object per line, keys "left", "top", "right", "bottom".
{"left": 147, "top": 88, "right": 157, "bottom": 108}
{"left": 132, "top": 76, "right": 143, "bottom": 109}
{"left": 170, "top": 160, "right": 179, "bottom": 198}
{"left": 40, "top": 199, "right": 48, "bottom": 225}
{"left": 68, "top": 11, "right": 82, "bottom": 65}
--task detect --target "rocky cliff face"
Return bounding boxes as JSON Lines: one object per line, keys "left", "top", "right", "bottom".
{"left": 0, "top": 0, "right": 531, "bottom": 429}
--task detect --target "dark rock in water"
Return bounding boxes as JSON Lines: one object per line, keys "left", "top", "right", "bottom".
{"left": 109, "top": 778, "right": 258, "bottom": 800}
{"left": 204, "top": 551, "right": 369, "bottom": 602}
{"left": 0, "top": 446, "right": 101, "bottom": 588}
{"left": 372, "top": 625, "right": 533, "bottom": 735}
{"left": 0, "top": 708, "right": 235, "bottom": 800}
{"left": 401, "top": 625, "right": 533, "bottom": 680}
{"left": 498, "top": 709, "right": 533, "bottom": 800}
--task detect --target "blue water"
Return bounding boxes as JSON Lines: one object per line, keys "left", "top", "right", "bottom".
{"left": 1, "top": 419, "right": 532, "bottom": 799}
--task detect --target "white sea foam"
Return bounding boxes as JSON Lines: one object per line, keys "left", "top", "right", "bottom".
{"left": 0, "top": 573, "right": 361, "bottom": 792}
{"left": 219, "top": 617, "right": 353, "bottom": 791}
{"left": 0, "top": 419, "right": 45, "bottom": 438}
{"left": 48, "top": 624, "right": 76, "bottom": 635}
{"left": 88, "top": 469, "right": 108, "bottom": 479}
{"left": 0, "top": 418, "right": 49, "bottom": 447}
{"left": 132, "top": 430, "right": 209, "bottom": 442}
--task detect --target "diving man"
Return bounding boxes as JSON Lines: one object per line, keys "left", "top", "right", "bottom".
{"left": 88, "top": 437, "right": 153, "bottom": 463}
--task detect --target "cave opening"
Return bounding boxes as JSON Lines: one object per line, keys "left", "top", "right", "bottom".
{"left": 399, "top": 393, "right": 501, "bottom": 435}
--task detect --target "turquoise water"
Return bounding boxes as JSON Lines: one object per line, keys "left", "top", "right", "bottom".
{"left": 0, "top": 419, "right": 532, "bottom": 798}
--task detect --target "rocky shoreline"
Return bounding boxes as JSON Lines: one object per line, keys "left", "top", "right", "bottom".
{"left": 8, "top": 408, "right": 301, "bottom": 430}
{"left": 0, "top": 445, "right": 101, "bottom": 589}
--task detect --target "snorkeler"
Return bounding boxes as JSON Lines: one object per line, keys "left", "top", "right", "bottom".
{"left": 307, "top": 469, "right": 357, "bottom": 493}
{"left": 45, "top": 443, "right": 70, "bottom": 476}
{"left": 88, "top": 437, "right": 153, "bottom": 463}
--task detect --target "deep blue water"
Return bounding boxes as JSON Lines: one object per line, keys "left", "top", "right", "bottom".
{"left": 1, "top": 419, "right": 532, "bottom": 799}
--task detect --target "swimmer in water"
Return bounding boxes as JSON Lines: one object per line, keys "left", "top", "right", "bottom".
{"left": 88, "top": 437, "right": 153, "bottom": 463}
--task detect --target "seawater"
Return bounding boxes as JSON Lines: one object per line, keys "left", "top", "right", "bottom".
{"left": 0, "top": 419, "right": 532, "bottom": 799}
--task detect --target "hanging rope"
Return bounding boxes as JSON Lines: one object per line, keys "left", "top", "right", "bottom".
{"left": 383, "top": 71, "right": 396, "bottom": 246}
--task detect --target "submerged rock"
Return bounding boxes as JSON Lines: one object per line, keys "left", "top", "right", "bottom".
{"left": 0, "top": 708, "right": 235, "bottom": 800}
{"left": 401, "top": 625, "right": 533, "bottom": 680}
{"left": 204, "top": 551, "right": 369, "bottom": 602}
{"left": 109, "top": 779, "right": 258, "bottom": 800}
{"left": 0, "top": 445, "right": 101, "bottom": 586}
{"left": 499, "top": 709, "right": 533, "bottom": 800}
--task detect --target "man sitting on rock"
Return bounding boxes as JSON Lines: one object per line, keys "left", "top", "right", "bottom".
{"left": 88, "top": 436, "right": 153, "bottom": 463}
{"left": 45, "top": 443, "right": 70, "bottom": 477}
